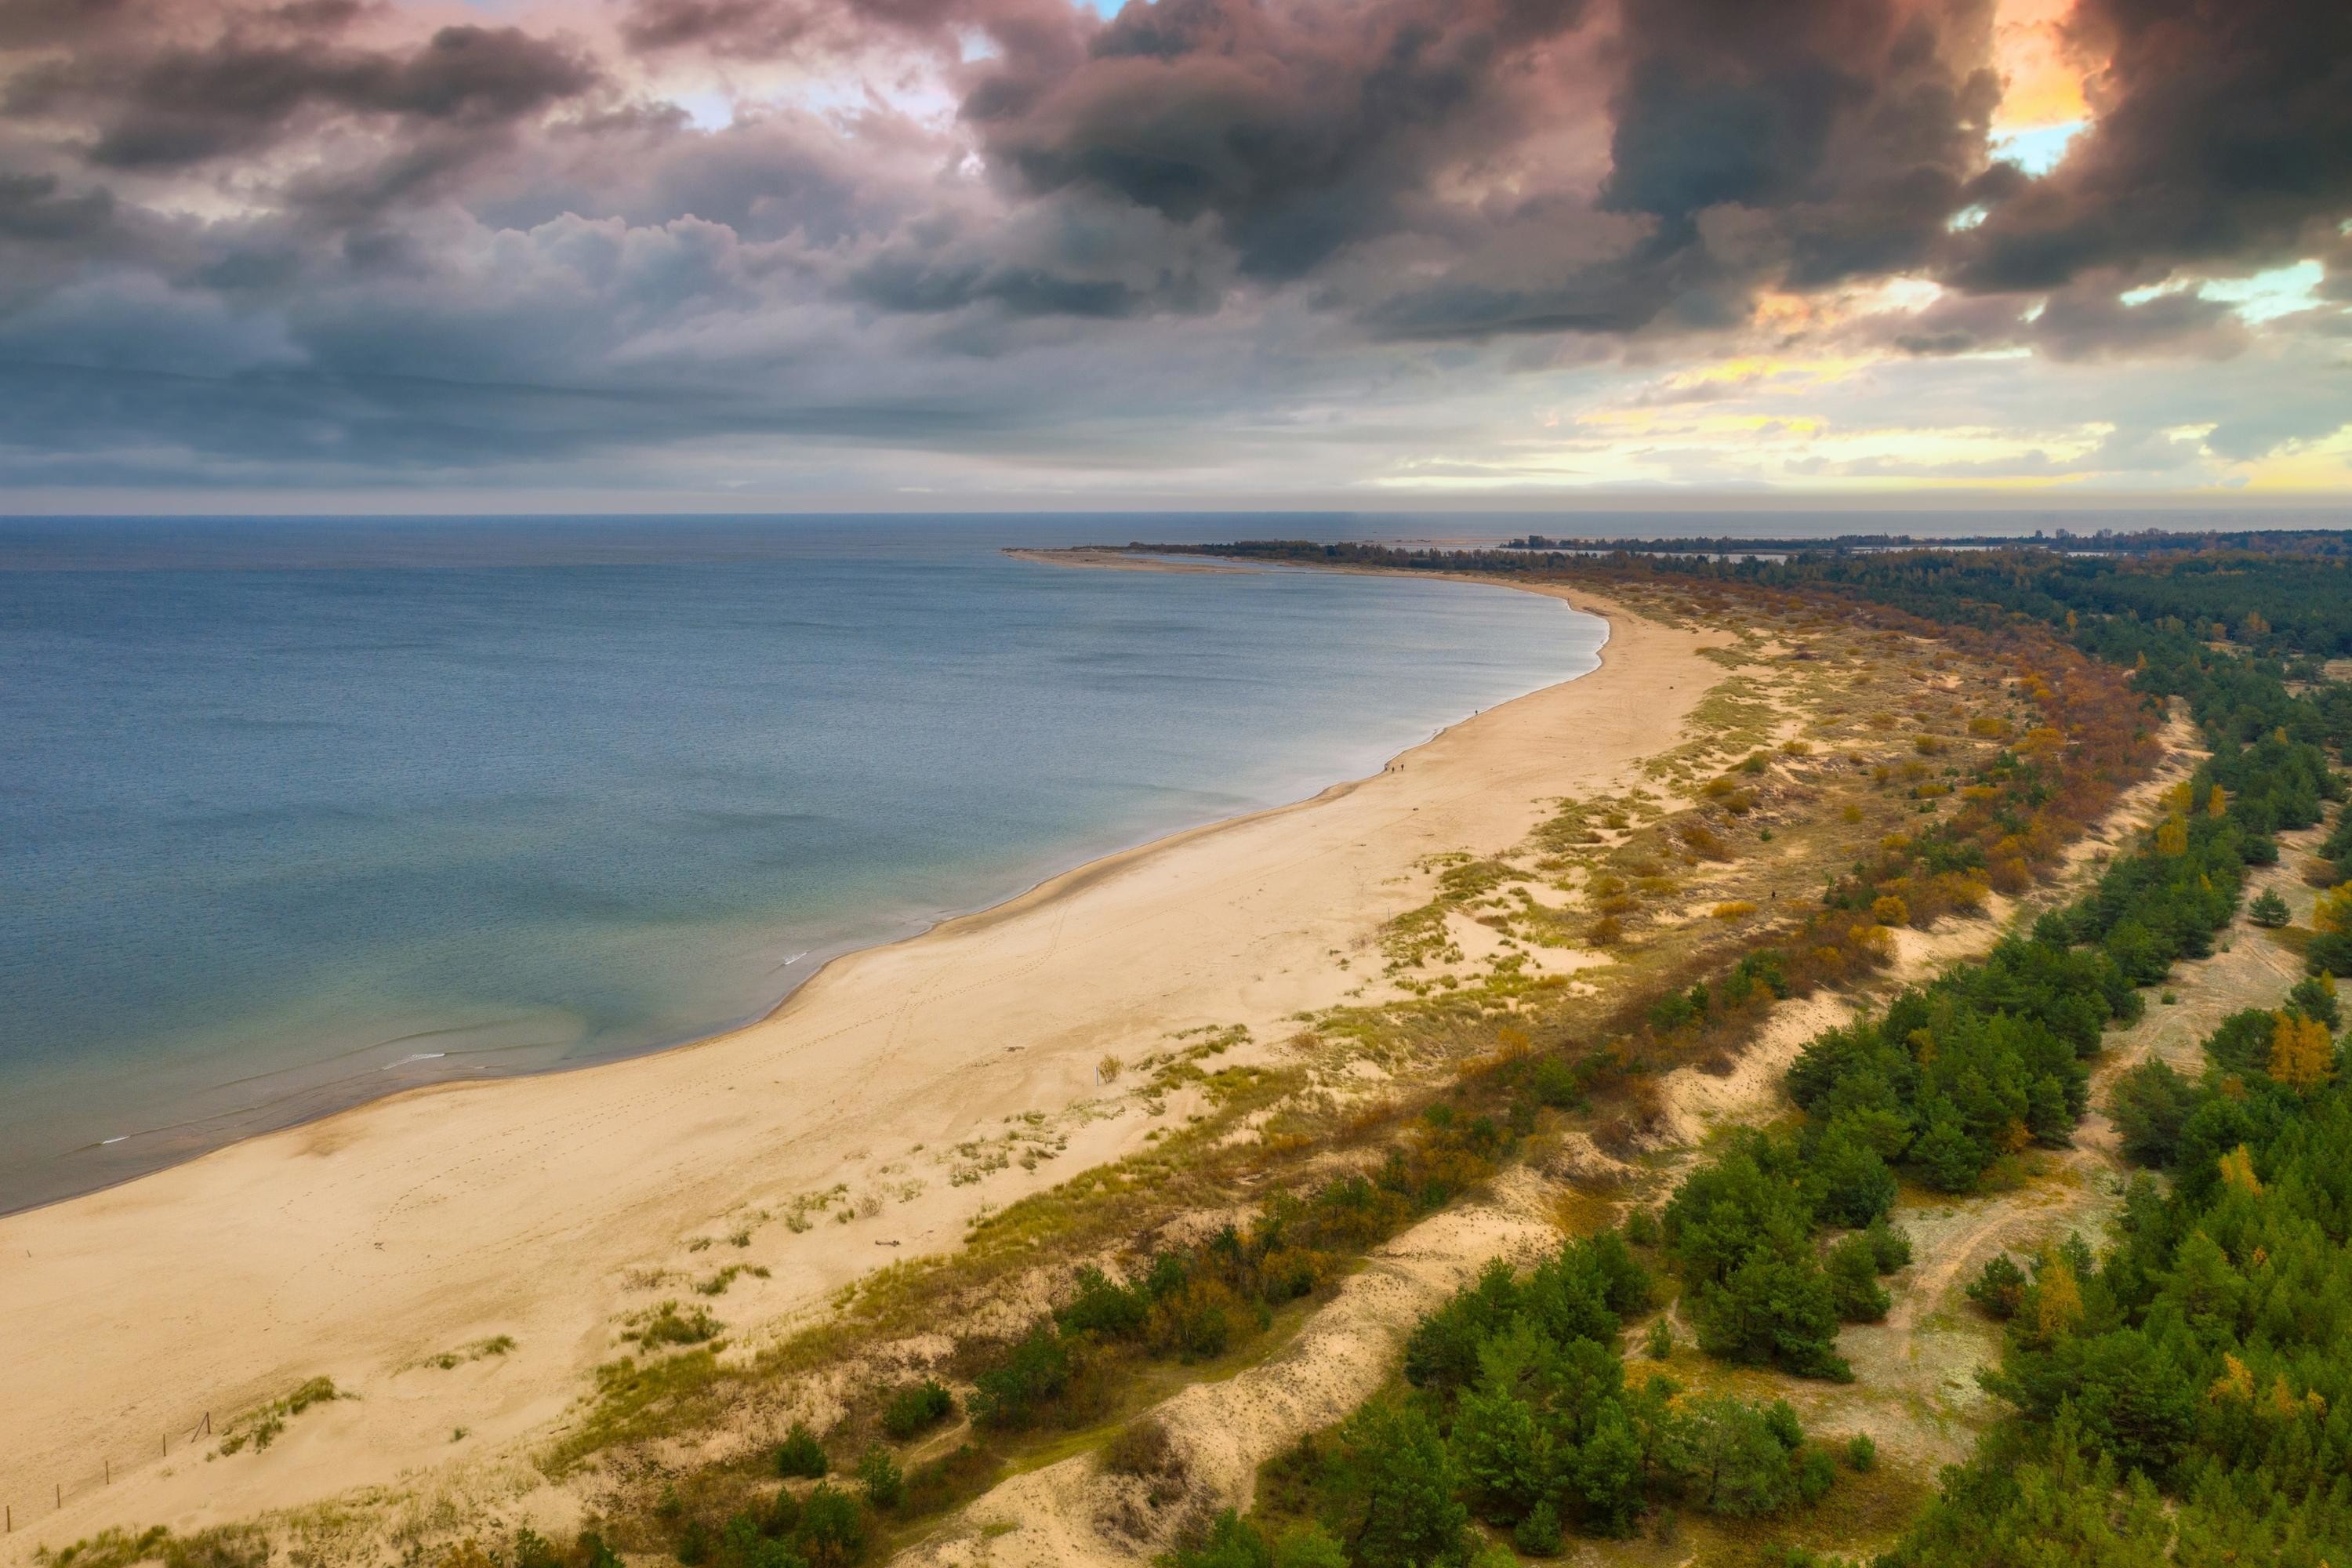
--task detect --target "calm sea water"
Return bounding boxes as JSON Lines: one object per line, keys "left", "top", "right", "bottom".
{"left": 0, "top": 516, "right": 1606, "bottom": 1211}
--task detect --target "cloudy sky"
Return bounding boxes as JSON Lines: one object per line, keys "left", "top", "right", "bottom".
{"left": 2, "top": 0, "right": 2348, "bottom": 510}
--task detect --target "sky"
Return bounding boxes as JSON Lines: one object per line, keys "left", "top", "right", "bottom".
{"left": 2, "top": 0, "right": 2349, "bottom": 511}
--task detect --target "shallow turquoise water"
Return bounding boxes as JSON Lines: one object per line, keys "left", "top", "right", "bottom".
{"left": 0, "top": 517, "right": 1602, "bottom": 1210}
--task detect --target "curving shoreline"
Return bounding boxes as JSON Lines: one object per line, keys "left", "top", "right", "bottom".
{"left": 3, "top": 548, "right": 1589, "bottom": 1221}
{"left": 0, "top": 576, "right": 1724, "bottom": 1559}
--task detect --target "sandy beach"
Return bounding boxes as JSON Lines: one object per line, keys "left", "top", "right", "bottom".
{"left": 999, "top": 547, "right": 1251, "bottom": 573}
{"left": 0, "top": 583, "right": 1722, "bottom": 1557}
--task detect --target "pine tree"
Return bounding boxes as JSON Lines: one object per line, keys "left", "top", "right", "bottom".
{"left": 1342, "top": 1400, "right": 1467, "bottom": 1568}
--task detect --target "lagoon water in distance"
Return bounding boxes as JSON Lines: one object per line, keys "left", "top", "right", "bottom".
{"left": 0, "top": 516, "right": 1604, "bottom": 1212}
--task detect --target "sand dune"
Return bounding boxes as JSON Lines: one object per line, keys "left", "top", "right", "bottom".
{"left": 0, "top": 584, "right": 1723, "bottom": 1558}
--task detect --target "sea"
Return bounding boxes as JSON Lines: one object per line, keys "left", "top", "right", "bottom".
{"left": 0, "top": 514, "right": 1611, "bottom": 1212}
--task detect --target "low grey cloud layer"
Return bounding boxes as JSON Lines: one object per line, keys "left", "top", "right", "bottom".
{"left": 0, "top": 0, "right": 2347, "bottom": 501}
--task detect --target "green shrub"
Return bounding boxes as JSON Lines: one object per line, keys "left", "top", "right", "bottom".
{"left": 1864, "top": 1217, "right": 1912, "bottom": 1272}
{"left": 2107, "top": 1058, "right": 2198, "bottom": 1167}
{"left": 1649, "top": 983, "right": 1711, "bottom": 1033}
{"left": 775, "top": 1422, "right": 829, "bottom": 1479}
{"left": 1965, "top": 1254, "right": 2026, "bottom": 1319}
{"left": 1692, "top": 1255, "right": 1853, "bottom": 1381}
{"left": 1514, "top": 1497, "right": 1564, "bottom": 1555}
{"left": 855, "top": 1446, "right": 903, "bottom": 1511}
{"left": 720, "top": 1512, "right": 798, "bottom": 1568}
{"left": 1163, "top": 1510, "right": 1263, "bottom": 1568}
{"left": 1845, "top": 1433, "right": 1876, "bottom": 1472}
{"left": 1531, "top": 1055, "right": 1586, "bottom": 1109}
{"left": 1163, "top": 1512, "right": 1348, "bottom": 1568}
{"left": 878, "top": 1378, "right": 955, "bottom": 1441}
{"left": 794, "top": 1483, "right": 865, "bottom": 1567}
{"left": 969, "top": 1322, "right": 1071, "bottom": 1428}
{"left": 1809, "top": 1121, "right": 1899, "bottom": 1228}
{"left": 1663, "top": 1396, "right": 1810, "bottom": 1517}
{"left": 633, "top": 1301, "right": 721, "bottom": 1348}
{"left": 1271, "top": 1523, "right": 1347, "bottom": 1568}
{"left": 1825, "top": 1234, "right": 1891, "bottom": 1323}
{"left": 2311, "top": 927, "right": 2352, "bottom": 977}
{"left": 1054, "top": 1266, "right": 1148, "bottom": 1339}
{"left": 1797, "top": 1445, "right": 1838, "bottom": 1504}
{"left": 2203, "top": 1007, "right": 2278, "bottom": 1073}
{"left": 2288, "top": 972, "right": 2340, "bottom": 1028}
{"left": 1662, "top": 1130, "right": 1815, "bottom": 1287}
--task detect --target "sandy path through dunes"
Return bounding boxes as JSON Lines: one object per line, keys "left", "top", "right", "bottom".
{"left": 0, "top": 584, "right": 1723, "bottom": 1553}
{"left": 899, "top": 708, "right": 2208, "bottom": 1567}
{"left": 902, "top": 1168, "right": 1570, "bottom": 1568}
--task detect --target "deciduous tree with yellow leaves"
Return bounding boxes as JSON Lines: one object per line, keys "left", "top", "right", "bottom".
{"left": 2268, "top": 1011, "right": 2335, "bottom": 1090}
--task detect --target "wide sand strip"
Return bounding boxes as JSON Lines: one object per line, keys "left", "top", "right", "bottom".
{"left": 0, "top": 584, "right": 1721, "bottom": 1551}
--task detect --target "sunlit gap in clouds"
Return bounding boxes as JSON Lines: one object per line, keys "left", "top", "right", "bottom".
{"left": 1991, "top": 121, "right": 2086, "bottom": 176}
{"left": 2123, "top": 262, "right": 2328, "bottom": 324}
{"left": 1989, "top": 0, "right": 2089, "bottom": 174}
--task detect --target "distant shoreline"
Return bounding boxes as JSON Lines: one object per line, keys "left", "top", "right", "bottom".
{"left": 1000, "top": 546, "right": 1254, "bottom": 573}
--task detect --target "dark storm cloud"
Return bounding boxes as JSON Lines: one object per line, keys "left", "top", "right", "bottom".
{"left": 0, "top": 0, "right": 137, "bottom": 50}
{"left": 846, "top": 245, "right": 1211, "bottom": 319}
{"left": 616, "top": 0, "right": 1088, "bottom": 90}
{"left": 1557, "top": 0, "right": 2000, "bottom": 341}
{"left": 1949, "top": 0, "right": 2352, "bottom": 292}
{"left": 2324, "top": 232, "right": 2352, "bottom": 306}
{"left": 1878, "top": 290, "right": 2028, "bottom": 354}
{"left": 1341, "top": 0, "right": 1998, "bottom": 340}
{"left": 964, "top": 0, "right": 1592, "bottom": 281}
{"left": 9, "top": 22, "right": 601, "bottom": 169}
{"left": 621, "top": 0, "right": 811, "bottom": 54}
{"left": 1359, "top": 247, "right": 1688, "bottom": 341}
{"left": 0, "top": 357, "right": 965, "bottom": 488}
{"left": 0, "top": 169, "right": 112, "bottom": 240}
{"left": 1602, "top": 0, "right": 1994, "bottom": 277}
